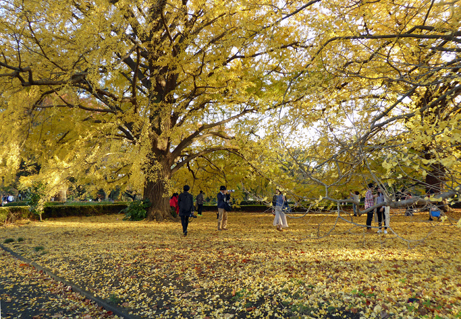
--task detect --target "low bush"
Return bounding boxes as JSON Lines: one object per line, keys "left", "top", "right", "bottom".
{"left": 121, "top": 200, "right": 150, "bottom": 221}
{"left": 0, "top": 207, "right": 32, "bottom": 224}
{"left": 239, "top": 200, "right": 264, "bottom": 205}
{"left": 2, "top": 201, "right": 28, "bottom": 207}
{"left": 202, "top": 205, "right": 268, "bottom": 212}
{"left": 43, "top": 203, "right": 128, "bottom": 218}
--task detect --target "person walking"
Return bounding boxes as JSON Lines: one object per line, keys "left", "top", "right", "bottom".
{"left": 350, "top": 190, "right": 360, "bottom": 216}
{"left": 178, "top": 185, "right": 194, "bottom": 236}
{"left": 365, "top": 183, "right": 377, "bottom": 233}
{"left": 273, "top": 189, "right": 288, "bottom": 231}
{"left": 376, "top": 188, "right": 390, "bottom": 234}
{"left": 196, "top": 190, "right": 204, "bottom": 216}
{"left": 217, "top": 186, "right": 229, "bottom": 230}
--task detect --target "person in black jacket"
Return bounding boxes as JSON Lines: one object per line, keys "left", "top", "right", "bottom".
{"left": 217, "top": 186, "right": 231, "bottom": 230}
{"left": 178, "top": 185, "right": 194, "bottom": 236}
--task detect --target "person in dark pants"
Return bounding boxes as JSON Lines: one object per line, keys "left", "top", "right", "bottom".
{"left": 364, "top": 183, "right": 377, "bottom": 233}
{"left": 178, "top": 185, "right": 194, "bottom": 236}
{"left": 196, "top": 190, "right": 204, "bottom": 216}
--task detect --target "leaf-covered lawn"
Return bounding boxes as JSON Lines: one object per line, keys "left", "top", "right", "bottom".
{"left": 1, "top": 211, "right": 461, "bottom": 318}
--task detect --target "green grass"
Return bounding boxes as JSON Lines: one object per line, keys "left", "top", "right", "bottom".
{"left": 109, "top": 293, "right": 121, "bottom": 304}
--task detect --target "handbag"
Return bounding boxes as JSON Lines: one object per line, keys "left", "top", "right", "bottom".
{"left": 224, "top": 202, "right": 232, "bottom": 212}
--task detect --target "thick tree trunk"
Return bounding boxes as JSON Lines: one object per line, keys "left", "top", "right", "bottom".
{"left": 424, "top": 147, "right": 450, "bottom": 211}
{"left": 144, "top": 168, "right": 175, "bottom": 221}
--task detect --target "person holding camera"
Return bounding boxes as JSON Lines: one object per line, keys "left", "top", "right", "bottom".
{"left": 178, "top": 185, "right": 194, "bottom": 236}
{"left": 217, "top": 186, "right": 231, "bottom": 230}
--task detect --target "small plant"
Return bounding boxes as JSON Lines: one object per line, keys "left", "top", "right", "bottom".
{"left": 327, "top": 306, "right": 336, "bottom": 313}
{"left": 121, "top": 199, "right": 150, "bottom": 221}
{"left": 34, "top": 246, "right": 45, "bottom": 251}
{"left": 25, "top": 183, "right": 47, "bottom": 221}
{"left": 4, "top": 238, "right": 14, "bottom": 243}
{"left": 351, "top": 289, "right": 366, "bottom": 297}
{"left": 17, "top": 237, "right": 24, "bottom": 242}
{"left": 109, "top": 293, "right": 121, "bottom": 304}
{"left": 292, "top": 303, "right": 312, "bottom": 315}
{"left": 292, "top": 292, "right": 302, "bottom": 299}
{"left": 231, "top": 289, "right": 247, "bottom": 301}
{"left": 244, "top": 301, "right": 253, "bottom": 308}
{"left": 170, "top": 207, "right": 177, "bottom": 218}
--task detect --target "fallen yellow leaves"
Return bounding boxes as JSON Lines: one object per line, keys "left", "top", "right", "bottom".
{"left": 0, "top": 211, "right": 460, "bottom": 318}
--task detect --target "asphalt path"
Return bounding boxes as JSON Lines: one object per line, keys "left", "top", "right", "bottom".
{"left": 0, "top": 246, "right": 123, "bottom": 319}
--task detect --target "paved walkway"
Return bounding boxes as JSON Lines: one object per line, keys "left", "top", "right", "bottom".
{"left": 0, "top": 247, "right": 121, "bottom": 319}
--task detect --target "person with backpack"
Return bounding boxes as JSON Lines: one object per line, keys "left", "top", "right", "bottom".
{"left": 178, "top": 185, "right": 194, "bottom": 236}
{"left": 273, "top": 189, "right": 288, "bottom": 231}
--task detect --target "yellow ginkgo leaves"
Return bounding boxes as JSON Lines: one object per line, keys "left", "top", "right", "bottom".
{"left": 1, "top": 211, "right": 460, "bottom": 318}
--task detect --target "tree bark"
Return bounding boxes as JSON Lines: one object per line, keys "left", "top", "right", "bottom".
{"left": 144, "top": 166, "right": 175, "bottom": 221}
{"left": 424, "top": 147, "right": 449, "bottom": 211}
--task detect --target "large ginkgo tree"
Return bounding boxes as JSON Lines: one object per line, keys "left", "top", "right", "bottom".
{"left": 1, "top": 0, "right": 460, "bottom": 221}
{"left": 0, "top": 0, "right": 315, "bottom": 220}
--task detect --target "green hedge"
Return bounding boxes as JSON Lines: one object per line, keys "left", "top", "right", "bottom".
{"left": 202, "top": 205, "right": 269, "bottom": 212}
{"left": 1, "top": 204, "right": 129, "bottom": 223}
{"left": 2, "top": 201, "right": 28, "bottom": 207}
{"left": 43, "top": 203, "right": 128, "bottom": 218}
{"left": 0, "top": 206, "right": 32, "bottom": 223}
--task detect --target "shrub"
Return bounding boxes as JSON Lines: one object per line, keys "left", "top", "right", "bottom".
{"left": 25, "top": 183, "right": 46, "bottom": 221}
{"left": 201, "top": 205, "right": 269, "bottom": 212}
{"left": 34, "top": 246, "right": 45, "bottom": 251}
{"left": 170, "top": 207, "right": 178, "bottom": 218}
{"left": 2, "top": 201, "right": 28, "bottom": 207}
{"left": 43, "top": 203, "right": 128, "bottom": 218}
{"left": 3, "top": 238, "right": 14, "bottom": 243}
{"left": 121, "top": 200, "right": 151, "bottom": 221}
{"left": 239, "top": 200, "right": 263, "bottom": 205}
{"left": 0, "top": 209, "right": 8, "bottom": 223}
{"left": 17, "top": 237, "right": 24, "bottom": 242}
{"left": 0, "top": 207, "right": 31, "bottom": 224}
